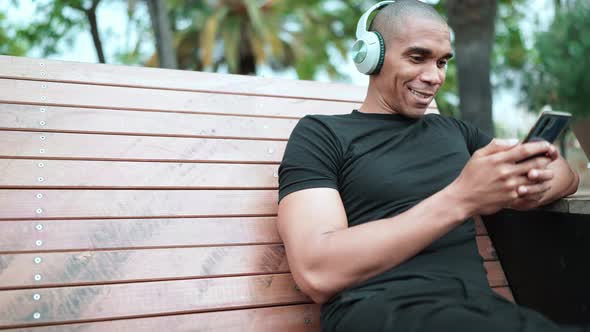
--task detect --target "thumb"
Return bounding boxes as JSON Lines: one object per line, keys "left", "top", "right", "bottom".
{"left": 478, "top": 138, "right": 519, "bottom": 156}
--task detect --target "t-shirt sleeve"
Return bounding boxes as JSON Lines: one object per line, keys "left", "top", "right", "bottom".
{"left": 450, "top": 118, "right": 493, "bottom": 155}
{"left": 278, "top": 116, "right": 342, "bottom": 203}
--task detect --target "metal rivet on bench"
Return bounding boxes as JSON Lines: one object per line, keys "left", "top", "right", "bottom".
{"left": 39, "top": 62, "right": 45, "bottom": 67}
{"left": 273, "top": 172, "right": 278, "bottom": 178}
{"left": 37, "top": 193, "right": 44, "bottom": 199}
{"left": 36, "top": 208, "right": 43, "bottom": 214}
{"left": 40, "top": 135, "right": 46, "bottom": 140}
{"left": 39, "top": 121, "right": 46, "bottom": 126}
{"left": 33, "top": 312, "right": 41, "bottom": 319}
{"left": 33, "top": 293, "right": 41, "bottom": 301}
{"left": 34, "top": 257, "right": 42, "bottom": 264}
{"left": 39, "top": 149, "right": 45, "bottom": 154}
{"left": 34, "top": 274, "right": 42, "bottom": 281}
{"left": 268, "top": 148, "right": 275, "bottom": 154}
{"left": 38, "top": 162, "right": 45, "bottom": 168}
{"left": 41, "top": 96, "right": 46, "bottom": 101}
{"left": 41, "top": 84, "right": 47, "bottom": 89}
{"left": 35, "top": 240, "right": 43, "bottom": 246}
{"left": 38, "top": 177, "right": 45, "bottom": 182}
{"left": 36, "top": 224, "right": 44, "bottom": 231}
{"left": 40, "top": 107, "right": 46, "bottom": 113}
{"left": 40, "top": 71, "right": 47, "bottom": 77}
{"left": 304, "top": 318, "right": 311, "bottom": 325}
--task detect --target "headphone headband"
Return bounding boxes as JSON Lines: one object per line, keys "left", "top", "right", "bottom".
{"left": 355, "top": 1, "right": 395, "bottom": 39}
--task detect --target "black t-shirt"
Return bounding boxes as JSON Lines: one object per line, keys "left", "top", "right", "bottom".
{"left": 278, "top": 110, "right": 493, "bottom": 318}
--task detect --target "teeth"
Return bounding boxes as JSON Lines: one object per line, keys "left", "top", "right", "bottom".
{"left": 411, "top": 89, "right": 429, "bottom": 98}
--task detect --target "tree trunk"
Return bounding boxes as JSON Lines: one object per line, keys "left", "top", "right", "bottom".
{"left": 446, "top": 0, "right": 497, "bottom": 136}
{"left": 146, "top": 0, "right": 178, "bottom": 69}
{"left": 72, "top": 0, "right": 106, "bottom": 63}
{"left": 237, "top": 22, "right": 256, "bottom": 75}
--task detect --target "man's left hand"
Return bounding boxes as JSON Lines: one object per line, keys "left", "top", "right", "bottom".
{"left": 509, "top": 144, "right": 559, "bottom": 210}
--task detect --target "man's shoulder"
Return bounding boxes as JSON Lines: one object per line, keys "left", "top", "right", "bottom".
{"left": 294, "top": 112, "right": 356, "bottom": 134}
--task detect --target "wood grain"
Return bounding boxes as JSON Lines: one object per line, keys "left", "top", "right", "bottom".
{"left": 474, "top": 215, "right": 488, "bottom": 235}
{"left": 0, "top": 274, "right": 310, "bottom": 328}
{"left": 0, "top": 190, "right": 278, "bottom": 220}
{"left": 0, "top": 103, "right": 299, "bottom": 139}
{"left": 476, "top": 235, "right": 497, "bottom": 261}
{"left": 0, "top": 79, "right": 360, "bottom": 119}
{"left": 0, "top": 304, "right": 321, "bottom": 332}
{"left": 484, "top": 261, "right": 508, "bottom": 287}
{"left": 0, "top": 160, "right": 279, "bottom": 188}
{"left": 0, "top": 245, "right": 289, "bottom": 289}
{"left": 0, "top": 217, "right": 280, "bottom": 252}
{"left": 0, "top": 130, "right": 287, "bottom": 163}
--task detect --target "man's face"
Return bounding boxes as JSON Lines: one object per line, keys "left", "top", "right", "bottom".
{"left": 375, "top": 17, "right": 452, "bottom": 118}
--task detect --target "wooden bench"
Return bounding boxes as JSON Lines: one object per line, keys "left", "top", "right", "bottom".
{"left": 0, "top": 55, "right": 513, "bottom": 331}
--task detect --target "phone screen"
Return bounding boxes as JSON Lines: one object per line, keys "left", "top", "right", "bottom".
{"left": 523, "top": 112, "right": 571, "bottom": 144}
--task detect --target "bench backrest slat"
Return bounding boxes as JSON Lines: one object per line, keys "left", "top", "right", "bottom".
{"left": 0, "top": 55, "right": 366, "bottom": 102}
{"left": 0, "top": 103, "right": 300, "bottom": 140}
{"left": 0, "top": 305, "right": 322, "bottom": 332}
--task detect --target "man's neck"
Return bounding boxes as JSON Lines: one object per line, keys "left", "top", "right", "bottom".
{"left": 359, "top": 80, "right": 399, "bottom": 115}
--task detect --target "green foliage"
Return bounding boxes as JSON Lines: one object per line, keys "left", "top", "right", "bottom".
{"left": 0, "top": 0, "right": 106, "bottom": 59}
{"left": 522, "top": 0, "right": 590, "bottom": 119}
{"left": 493, "top": 1, "right": 528, "bottom": 72}
{"left": 18, "top": 1, "right": 86, "bottom": 57}
{"left": 0, "top": 12, "right": 27, "bottom": 56}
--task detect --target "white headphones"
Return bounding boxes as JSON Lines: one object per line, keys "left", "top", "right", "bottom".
{"left": 351, "top": 1, "right": 395, "bottom": 75}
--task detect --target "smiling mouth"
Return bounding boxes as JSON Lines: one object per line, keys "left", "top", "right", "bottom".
{"left": 409, "top": 88, "right": 433, "bottom": 99}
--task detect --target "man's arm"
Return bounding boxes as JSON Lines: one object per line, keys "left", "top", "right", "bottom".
{"left": 278, "top": 140, "right": 555, "bottom": 304}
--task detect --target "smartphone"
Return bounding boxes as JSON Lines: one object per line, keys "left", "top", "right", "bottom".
{"left": 522, "top": 110, "right": 572, "bottom": 144}
{"left": 518, "top": 110, "right": 571, "bottom": 163}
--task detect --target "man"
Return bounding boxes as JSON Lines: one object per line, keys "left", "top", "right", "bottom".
{"left": 277, "top": 0, "right": 581, "bottom": 331}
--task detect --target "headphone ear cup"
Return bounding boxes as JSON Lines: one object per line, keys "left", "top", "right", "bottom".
{"left": 352, "top": 32, "right": 384, "bottom": 75}
{"left": 369, "top": 31, "right": 386, "bottom": 75}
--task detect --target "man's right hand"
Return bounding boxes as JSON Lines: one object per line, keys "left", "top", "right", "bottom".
{"left": 451, "top": 139, "right": 555, "bottom": 216}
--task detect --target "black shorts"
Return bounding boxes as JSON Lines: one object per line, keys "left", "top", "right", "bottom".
{"left": 322, "top": 278, "right": 589, "bottom": 332}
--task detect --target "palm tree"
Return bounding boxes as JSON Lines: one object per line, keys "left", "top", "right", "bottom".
{"left": 195, "top": 0, "right": 291, "bottom": 75}
{"left": 165, "top": 0, "right": 367, "bottom": 79}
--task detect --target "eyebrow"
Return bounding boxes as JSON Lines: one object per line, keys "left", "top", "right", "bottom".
{"left": 404, "top": 46, "right": 454, "bottom": 59}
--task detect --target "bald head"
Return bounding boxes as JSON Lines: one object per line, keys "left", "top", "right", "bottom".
{"left": 370, "top": 0, "right": 447, "bottom": 50}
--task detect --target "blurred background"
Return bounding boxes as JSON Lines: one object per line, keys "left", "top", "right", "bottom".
{"left": 1, "top": 0, "right": 589, "bottom": 190}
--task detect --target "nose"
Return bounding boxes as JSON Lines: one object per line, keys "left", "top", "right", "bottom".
{"left": 420, "top": 63, "right": 443, "bottom": 86}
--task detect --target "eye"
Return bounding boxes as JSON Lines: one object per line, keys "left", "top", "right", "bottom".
{"left": 409, "top": 55, "right": 424, "bottom": 63}
{"left": 437, "top": 59, "right": 449, "bottom": 68}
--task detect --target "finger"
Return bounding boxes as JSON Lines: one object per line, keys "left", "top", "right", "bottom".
{"left": 504, "top": 176, "right": 533, "bottom": 194}
{"left": 477, "top": 139, "right": 519, "bottom": 157}
{"left": 528, "top": 169, "right": 554, "bottom": 182}
{"left": 547, "top": 145, "right": 559, "bottom": 161}
{"left": 511, "top": 156, "right": 552, "bottom": 175}
{"left": 517, "top": 182, "right": 551, "bottom": 196}
{"left": 499, "top": 141, "right": 552, "bottom": 163}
